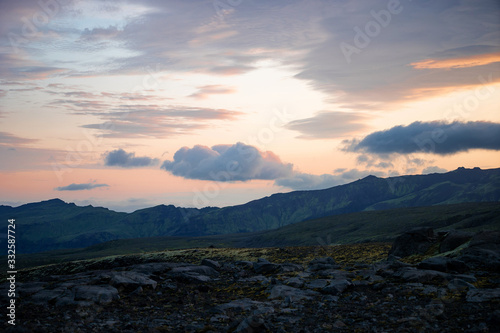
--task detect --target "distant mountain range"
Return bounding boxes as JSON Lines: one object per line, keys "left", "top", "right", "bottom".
{"left": 2, "top": 167, "right": 500, "bottom": 254}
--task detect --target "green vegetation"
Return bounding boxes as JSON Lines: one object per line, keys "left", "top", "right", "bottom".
{"left": 1, "top": 167, "right": 499, "bottom": 254}
{"left": 10, "top": 202, "right": 500, "bottom": 270}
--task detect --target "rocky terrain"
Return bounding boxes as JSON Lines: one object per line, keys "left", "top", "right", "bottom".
{"left": 2, "top": 228, "right": 499, "bottom": 332}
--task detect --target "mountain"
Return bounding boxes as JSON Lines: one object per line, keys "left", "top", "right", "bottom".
{"left": 1, "top": 167, "right": 499, "bottom": 254}
{"left": 12, "top": 201, "right": 500, "bottom": 270}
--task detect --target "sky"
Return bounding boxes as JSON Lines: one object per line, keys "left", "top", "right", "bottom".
{"left": 0, "top": 0, "right": 499, "bottom": 212}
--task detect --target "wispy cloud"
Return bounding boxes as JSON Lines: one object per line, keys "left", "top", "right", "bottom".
{"left": 104, "top": 149, "right": 159, "bottom": 168}
{"left": 55, "top": 183, "right": 109, "bottom": 191}
{"left": 188, "top": 85, "right": 236, "bottom": 99}
{"left": 83, "top": 106, "right": 242, "bottom": 138}
{"left": 0, "top": 132, "right": 37, "bottom": 146}
{"left": 410, "top": 52, "right": 500, "bottom": 69}
{"left": 285, "top": 111, "right": 371, "bottom": 139}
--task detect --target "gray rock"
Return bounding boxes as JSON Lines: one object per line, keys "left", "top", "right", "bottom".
{"left": 110, "top": 271, "right": 158, "bottom": 291}
{"left": 169, "top": 265, "right": 220, "bottom": 277}
{"left": 389, "top": 227, "right": 435, "bottom": 257}
{"left": 418, "top": 256, "right": 468, "bottom": 273}
{"left": 284, "top": 277, "right": 305, "bottom": 288}
{"left": 253, "top": 258, "right": 281, "bottom": 274}
{"left": 466, "top": 288, "right": 500, "bottom": 302}
{"left": 393, "top": 267, "right": 449, "bottom": 283}
{"left": 447, "top": 278, "right": 476, "bottom": 290}
{"left": 201, "top": 258, "right": 221, "bottom": 270}
{"left": 214, "top": 298, "right": 264, "bottom": 313}
{"left": 321, "top": 279, "right": 352, "bottom": 295}
{"left": 74, "top": 285, "right": 120, "bottom": 305}
{"left": 439, "top": 230, "right": 473, "bottom": 253}
{"left": 268, "top": 285, "right": 320, "bottom": 301}
{"left": 308, "top": 257, "right": 339, "bottom": 271}
{"left": 235, "top": 315, "right": 266, "bottom": 332}
{"left": 30, "top": 287, "right": 67, "bottom": 305}
{"left": 305, "top": 279, "right": 330, "bottom": 289}
{"left": 17, "top": 282, "right": 48, "bottom": 297}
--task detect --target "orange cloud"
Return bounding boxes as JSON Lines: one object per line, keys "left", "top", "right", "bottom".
{"left": 411, "top": 52, "right": 500, "bottom": 69}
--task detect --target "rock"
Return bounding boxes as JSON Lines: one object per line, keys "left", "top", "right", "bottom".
{"left": 458, "top": 231, "right": 500, "bottom": 271}
{"left": 279, "top": 263, "right": 304, "bottom": 273}
{"left": 466, "top": 289, "right": 500, "bottom": 302}
{"left": 308, "top": 257, "right": 339, "bottom": 271}
{"left": 253, "top": 258, "right": 281, "bottom": 274}
{"left": 169, "top": 265, "right": 220, "bottom": 277}
{"left": 235, "top": 315, "right": 266, "bottom": 332}
{"left": 167, "top": 265, "right": 219, "bottom": 283}
{"left": 305, "top": 279, "right": 330, "bottom": 289}
{"left": 73, "top": 285, "right": 120, "bottom": 305}
{"left": 389, "top": 227, "right": 436, "bottom": 257}
{"left": 30, "top": 287, "right": 67, "bottom": 305}
{"left": 447, "top": 278, "right": 476, "bottom": 290}
{"left": 268, "top": 285, "right": 320, "bottom": 301}
{"left": 284, "top": 277, "right": 305, "bottom": 288}
{"left": 213, "top": 298, "right": 264, "bottom": 314}
{"left": 439, "top": 230, "right": 473, "bottom": 253}
{"left": 17, "top": 282, "right": 48, "bottom": 297}
{"left": 110, "top": 271, "right": 158, "bottom": 291}
{"left": 321, "top": 279, "right": 352, "bottom": 296}
{"left": 201, "top": 258, "right": 221, "bottom": 270}
{"left": 417, "top": 257, "right": 468, "bottom": 273}
{"left": 393, "top": 267, "right": 449, "bottom": 283}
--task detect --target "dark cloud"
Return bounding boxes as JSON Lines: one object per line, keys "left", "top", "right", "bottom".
{"left": 55, "top": 183, "right": 109, "bottom": 191}
{"left": 285, "top": 111, "right": 370, "bottom": 139}
{"left": 343, "top": 121, "right": 500, "bottom": 155}
{"left": 104, "top": 149, "right": 159, "bottom": 168}
{"left": 161, "top": 142, "right": 293, "bottom": 181}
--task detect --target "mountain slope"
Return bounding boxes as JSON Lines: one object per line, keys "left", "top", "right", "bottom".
{"left": 1, "top": 167, "right": 499, "bottom": 253}
{"left": 11, "top": 202, "right": 500, "bottom": 269}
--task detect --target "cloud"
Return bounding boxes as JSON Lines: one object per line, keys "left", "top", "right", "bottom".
{"left": 410, "top": 52, "right": 500, "bottom": 69}
{"left": 104, "top": 149, "right": 159, "bottom": 168}
{"left": 0, "top": 132, "right": 37, "bottom": 146}
{"left": 55, "top": 183, "right": 109, "bottom": 191}
{"left": 161, "top": 142, "right": 293, "bottom": 181}
{"left": 285, "top": 111, "right": 371, "bottom": 139}
{"left": 343, "top": 121, "right": 500, "bottom": 155}
{"left": 81, "top": 106, "right": 242, "bottom": 138}
{"left": 422, "top": 166, "right": 448, "bottom": 174}
{"left": 275, "top": 168, "right": 386, "bottom": 190}
{"left": 189, "top": 85, "right": 236, "bottom": 99}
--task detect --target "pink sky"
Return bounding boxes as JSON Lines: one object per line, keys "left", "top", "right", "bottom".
{"left": 0, "top": 0, "right": 499, "bottom": 211}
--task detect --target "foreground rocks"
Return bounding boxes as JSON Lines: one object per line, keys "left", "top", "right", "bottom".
{"left": 1, "top": 231, "right": 499, "bottom": 332}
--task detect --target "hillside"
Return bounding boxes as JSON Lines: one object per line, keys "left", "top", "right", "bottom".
{"left": 1, "top": 167, "right": 499, "bottom": 253}
{"left": 11, "top": 202, "right": 500, "bottom": 269}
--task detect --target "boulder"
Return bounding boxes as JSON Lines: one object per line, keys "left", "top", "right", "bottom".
{"left": 201, "top": 259, "right": 221, "bottom": 270}
{"left": 73, "top": 285, "right": 120, "bottom": 305}
{"left": 308, "top": 257, "right": 339, "bottom": 271}
{"left": 110, "top": 271, "right": 158, "bottom": 291}
{"left": 388, "top": 227, "right": 436, "bottom": 257}
{"left": 439, "top": 230, "right": 473, "bottom": 253}
{"left": 466, "top": 289, "right": 500, "bottom": 302}
{"left": 321, "top": 279, "right": 352, "bottom": 296}
{"left": 458, "top": 231, "right": 500, "bottom": 271}
{"left": 253, "top": 258, "right": 281, "bottom": 274}
{"left": 268, "top": 285, "right": 320, "bottom": 301}
{"left": 417, "top": 257, "right": 468, "bottom": 273}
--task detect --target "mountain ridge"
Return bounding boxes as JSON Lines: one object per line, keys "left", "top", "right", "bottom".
{"left": 1, "top": 167, "right": 499, "bottom": 253}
